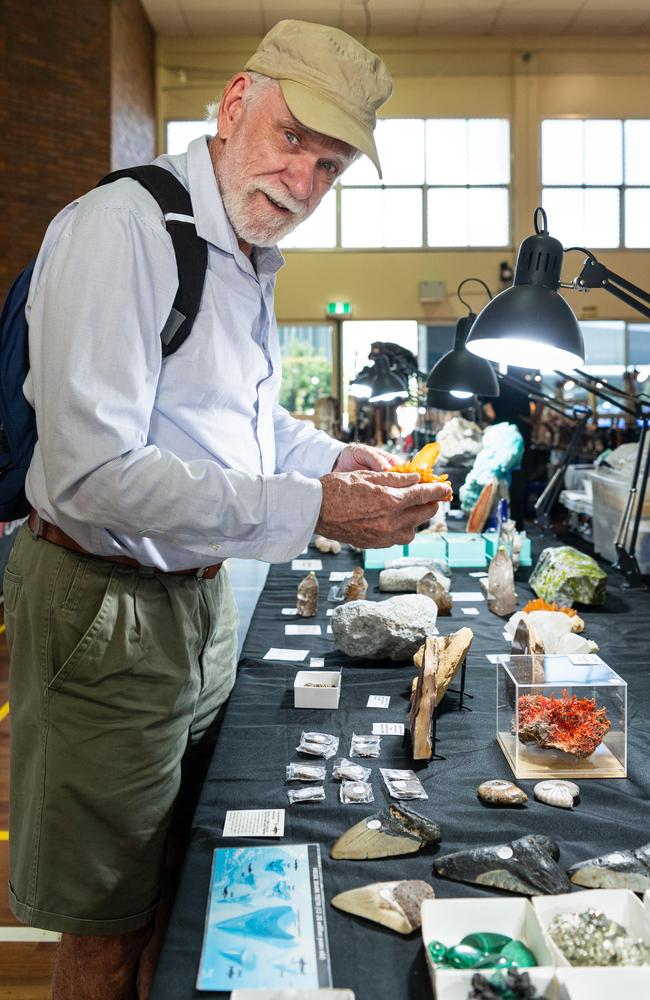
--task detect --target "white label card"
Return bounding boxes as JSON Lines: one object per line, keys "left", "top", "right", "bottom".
{"left": 329, "top": 571, "right": 351, "bottom": 582}
{"left": 451, "top": 591, "right": 485, "bottom": 601}
{"left": 569, "top": 654, "right": 605, "bottom": 665}
{"left": 469, "top": 571, "right": 489, "bottom": 578}
{"left": 326, "top": 625, "right": 333, "bottom": 634}
{"left": 281, "top": 607, "right": 298, "bottom": 615}
{"left": 326, "top": 608, "right": 335, "bottom": 616}
{"left": 367, "top": 695, "right": 390, "bottom": 709}
{"left": 487, "top": 653, "right": 509, "bottom": 664}
{"left": 372, "top": 722, "right": 404, "bottom": 736}
{"left": 291, "top": 559, "right": 322, "bottom": 571}
{"left": 309, "top": 657, "right": 325, "bottom": 668}
{"left": 285, "top": 624, "right": 321, "bottom": 636}
{"left": 263, "top": 648, "right": 309, "bottom": 662}
{"left": 461, "top": 607, "right": 480, "bottom": 616}
{"left": 222, "top": 809, "right": 285, "bottom": 838}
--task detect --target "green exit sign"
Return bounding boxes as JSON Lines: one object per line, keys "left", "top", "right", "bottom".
{"left": 325, "top": 301, "right": 352, "bottom": 317}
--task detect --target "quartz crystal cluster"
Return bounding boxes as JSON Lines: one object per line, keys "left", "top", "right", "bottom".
{"left": 548, "top": 908, "right": 650, "bottom": 966}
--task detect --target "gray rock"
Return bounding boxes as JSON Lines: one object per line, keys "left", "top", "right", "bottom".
{"left": 331, "top": 595, "right": 438, "bottom": 661}
{"left": 380, "top": 564, "right": 450, "bottom": 593}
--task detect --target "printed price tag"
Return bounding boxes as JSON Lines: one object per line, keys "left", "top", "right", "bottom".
{"left": 222, "top": 809, "right": 285, "bottom": 838}
{"left": 326, "top": 608, "right": 335, "bottom": 616}
{"left": 309, "top": 657, "right": 325, "bottom": 668}
{"left": 329, "top": 571, "right": 351, "bottom": 582}
{"left": 568, "top": 654, "right": 604, "bottom": 665}
{"left": 285, "top": 624, "right": 322, "bottom": 636}
{"left": 326, "top": 625, "right": 333, "bottom": 635}
{"left": 292, "top": 559, "right": 323, "bottom": 571}
{"left": 367, "top": 695, "right": 390, "bottom": 709}
{"left": 451, "top": 591, "right": 485, "bottom": 601}
{"left": 281, "top": 607, "right": 298, "bottom": 615}
{"left": 469, "top": 571, "right": 489, "bottom": 578}
{"left": 462, "top": 607, "right": 480, "bottom": 616}
{"left": 372, "top": 722, "right": 404, "bottom": 736}
{"left": 487, "top": 653, "right": 509, "bottom": 664}
{"left": 263, "top": 648, "right": 309, "bottom": 662}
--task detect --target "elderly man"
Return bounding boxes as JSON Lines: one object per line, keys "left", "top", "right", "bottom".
{"left": 5, "top": 20, "right": 450, "bottom": 1000}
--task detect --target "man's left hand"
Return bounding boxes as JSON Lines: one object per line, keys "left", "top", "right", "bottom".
{"left": 333, "top": 443, "right": 399, "bottom": 474}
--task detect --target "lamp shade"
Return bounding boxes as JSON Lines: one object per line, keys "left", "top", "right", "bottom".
{"left": 348, "top": 364, "right": 374, "bottom": 398}
{"left": 427, "top": 315, "right": 499, "bottom": 397}
{"left": 368, "top": 354, "right": 409, "bottom": 403}
{"left": 465, "top": 210, "right": 585, "bottom": 370}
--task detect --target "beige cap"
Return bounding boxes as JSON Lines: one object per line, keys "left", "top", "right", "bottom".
{"left": 245, "top": 19, "right": 392, "bottom": 178}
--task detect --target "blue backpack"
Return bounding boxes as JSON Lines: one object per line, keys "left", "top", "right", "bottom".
{"left": 0, "top": 165, "right": 207, "bottom": 521}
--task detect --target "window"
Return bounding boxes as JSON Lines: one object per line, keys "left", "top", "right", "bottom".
{"left": 166, "top": 120, "right": 216, "bottom": 155}
{"left": 541, "top": 119, "right": 650, "bottom": 248}
{"left": 282, "top": 117, "right": 511, "bottom": 250}
{"left": 277, "top": 325, "right": 333, "bottom": 415}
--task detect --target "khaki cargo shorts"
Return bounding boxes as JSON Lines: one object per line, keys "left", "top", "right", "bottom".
{"left": 4, "top": 523, "right": 238, "bottom": 935}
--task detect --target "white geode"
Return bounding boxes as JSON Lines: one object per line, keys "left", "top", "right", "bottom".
{"left": 331, "top": 595, "right": 438, "bottom": 661}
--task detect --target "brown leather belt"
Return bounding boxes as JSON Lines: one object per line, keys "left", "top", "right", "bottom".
{"left": 28, "top": 510, "right": 222, "bottom": 580}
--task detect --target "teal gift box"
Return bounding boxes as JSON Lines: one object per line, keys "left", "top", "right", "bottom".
{"left": 443, "top": 533, "right": 487, "bottom": 568}
{"left": 483, "top": 532, "right": 532, "bottom": 567}
{"left": 363, "top": 545, "right": 406, "bottom": 569}
{"left": 406, "top": 533, "right": 447, "bottom": 560}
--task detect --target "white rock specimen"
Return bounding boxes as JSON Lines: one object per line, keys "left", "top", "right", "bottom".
{"left": 314, "top": 535, "right": 341, "bottom": 554}
{"left": 331, "top": 595, "right": 438, "bottom": 661}
{"left": 505, "top": 610, "right": 598, "bottom": 655}
{"left": 380, "top": 563, "right": 450, "bottom": 593}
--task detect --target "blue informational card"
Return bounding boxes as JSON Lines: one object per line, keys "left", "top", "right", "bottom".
{"left": 196, "top": 843, "right": 332, "bottom": 991}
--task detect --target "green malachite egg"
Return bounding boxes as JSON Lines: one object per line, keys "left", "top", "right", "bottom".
{"left": 446, "top": 943, "right": 484, "bottom": 968}
{"left": 499, "top": 939, "right": 537, "bottom": 967}
{"left": 474, "top": 952, "right": 514, "bottom": 969}
{"left": 461, "top": 932, "right": 512, "bottom": 952}
{"left": 427, "top": 939, "right": 447, "bottom": 964}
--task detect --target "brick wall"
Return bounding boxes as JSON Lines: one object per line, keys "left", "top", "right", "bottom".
{"left": 111, "top": 0, "right": 155, "bottom": 171}
{"left": 1, "top": 0, "right": 154, "bottom": 300}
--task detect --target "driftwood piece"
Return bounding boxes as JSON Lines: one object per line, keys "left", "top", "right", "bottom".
{"left": 409, "top": 637, "right": 438, "bottom": 760}
{"left": 413, "top": 627, "right": 474, "bottom": 707}
{"left": 466, "top": 480, "right": 496, "bottom": 533}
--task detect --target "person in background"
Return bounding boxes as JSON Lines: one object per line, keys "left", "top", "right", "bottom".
{"left": 483, "top": 375, "right": 533, "bottom": 527}
{"left": 4, "top": 20, "right": 451, "bottom": 1000}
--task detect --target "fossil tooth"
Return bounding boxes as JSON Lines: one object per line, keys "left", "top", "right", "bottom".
{"left": 331, "top": 879, "right": 434, "bottom": 934}
{"left": 534, "top": 779, "right": 579, "bottom": 810}
{"left": 477, "top": 779, "right": 528, "bottom": 806}
{"left": 432, "top": 834, "right": 570, "bottom": 895}
{"left": 330, "top": 803, "right": 441, "bottom": 860}
{"left": 568, "top": 843, "right": 650, "bottom": 890}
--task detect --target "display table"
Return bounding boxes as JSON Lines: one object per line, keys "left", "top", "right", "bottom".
{"left": 149, "top": 539, "right": 650, "bottom": 1000}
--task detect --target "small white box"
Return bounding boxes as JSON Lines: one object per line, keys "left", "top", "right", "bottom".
{"left": 556, "top": 966, "right": 650, "bottom": 998}
{"left": 294, "top": 670, "right": 341, "bottom": 709}
{"left": 421, "top": 896, "right": 554, "bottom": 995}
{"left": 533, "top": 888, "right": 650, "bottom": 967}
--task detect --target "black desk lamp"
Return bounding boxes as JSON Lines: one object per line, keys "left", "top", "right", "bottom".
{"left": 427, "top": 278, "right": 500, "bottom": 398}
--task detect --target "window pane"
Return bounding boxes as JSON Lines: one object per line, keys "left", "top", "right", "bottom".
{"left": 624, "top": 188, "right": 650, "bottom": 248}
{"left": 542, "top": 121, "right": 584, "bottom": 185}
{"left": 584, "top": 121, "right": 622, "bottom": 185}
{"left": 427, "top": 188, "right": 508, "bottom": 247}
{"left": 426, "top": 119, "right": 469, "bottom": 184}
{"left": 628, "top": 324, "right": 650, "bottom": 366}
{"left": 468, "top": 119, "right": 510, "bottom": 184}
{"left": 341, "top": 188, "right": 422, "bottom": 247}
{"left": 277, "top": 325, "right": 333, "bottom": 414}
{"left": 342, "top": 119, "right": 426, "bottom": 186}
{"left": 542, "top": 187, "right": 619, "bottom": 247}
{"left": 581, "top": 322, "right": 625, "bottom": 367}
{"left": 166, "top": 120, "right": 216, "bottom": 154}
{"left": 279, "top": 189, "right": 336, "bottom": 249}
{"left": 625, "top": 121, "right": 650, "bottom": 184}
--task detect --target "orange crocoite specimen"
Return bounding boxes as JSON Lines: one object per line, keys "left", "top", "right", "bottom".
{"left": 516, "top": 690, "right": 611, "bottom": 759}
{"left": 393, "top": 442, "right": 450, "bottom": 485}
{"left": 523, "top": 598, "right": 577, "bottom": 618}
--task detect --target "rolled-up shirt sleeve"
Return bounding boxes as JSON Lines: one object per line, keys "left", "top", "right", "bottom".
{"left": 24, "top": 203, "right": 327, "bottom": 566}
{"left": 273, "top": 404, "right": 345, "bottom": 477}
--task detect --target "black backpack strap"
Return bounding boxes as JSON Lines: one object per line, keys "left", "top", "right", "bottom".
{"left": 96, "top": 164, "right": 208, "bottom": 357}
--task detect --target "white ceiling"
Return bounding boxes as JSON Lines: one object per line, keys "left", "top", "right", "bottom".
{"left": 142, "top": 0, "right": 650, "bottom": 38}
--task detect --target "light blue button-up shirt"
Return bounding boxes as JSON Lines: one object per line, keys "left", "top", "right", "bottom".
{"left": 24, "top": 136, "right": 344, "bottom": 569}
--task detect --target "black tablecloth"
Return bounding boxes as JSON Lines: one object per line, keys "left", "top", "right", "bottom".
{"left": 150, "top": 537, "right": 650, "bottom": 1000}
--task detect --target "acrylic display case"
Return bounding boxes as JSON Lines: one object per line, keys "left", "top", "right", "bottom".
{"left": 496, "top": 654, "right": 627, "bottom": 779}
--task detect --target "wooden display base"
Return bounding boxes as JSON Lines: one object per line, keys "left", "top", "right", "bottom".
{"left": 497, "top": 732, "right": 627, "bottom": 779}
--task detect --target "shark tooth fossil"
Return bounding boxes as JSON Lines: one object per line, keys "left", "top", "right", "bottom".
{"left": 330, "top": 879, "right": 435, "bottom": 934}
{"left": 568, "top": 843, "right": 650, "bottom": 890}
{"left": 432, "top": 834, "right": 570, "bottom": 895}
{"left": 330, "top": 803, "right": 441, "bottom": 860}
{"left": 534, "top": 779, "right": 580, "bottom": 810}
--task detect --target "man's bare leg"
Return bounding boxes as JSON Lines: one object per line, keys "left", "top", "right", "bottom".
{"left": 51, "top": 925, "right": 153, "bottom": 1000}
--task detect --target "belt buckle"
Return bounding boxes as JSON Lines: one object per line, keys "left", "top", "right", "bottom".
{"left": 195, "top": 566, "right": 207, "bottom": 579}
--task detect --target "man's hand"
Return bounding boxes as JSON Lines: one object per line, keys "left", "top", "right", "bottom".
{"left": 333, "top": 443, "right": 399, "bottom": 474}
{"left": 315, "top": 469, "right": 453, "bottom": 549}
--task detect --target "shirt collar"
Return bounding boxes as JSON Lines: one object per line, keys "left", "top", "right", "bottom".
{"left": 186, "top": 137, "right": 284, "bottom": 281}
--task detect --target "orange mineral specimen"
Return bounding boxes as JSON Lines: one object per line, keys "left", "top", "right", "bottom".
{"left": 516, "top": 690, "right": 611, "bottom": 759}
{"left": 523, "top": 598, "right": 577, "bottom": 618}
{"left": 393, "top": 442, "right": 450, "bottom": 485}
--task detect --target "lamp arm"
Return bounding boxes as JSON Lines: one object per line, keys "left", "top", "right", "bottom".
{"left": 498, "top": 372, "right": 590, "bottom": 419}
{"left": 554, "top": 370, "right": 640, "bottom": 417}
{"left": 567, "top": 251, "right": 650, "bottom": 320}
